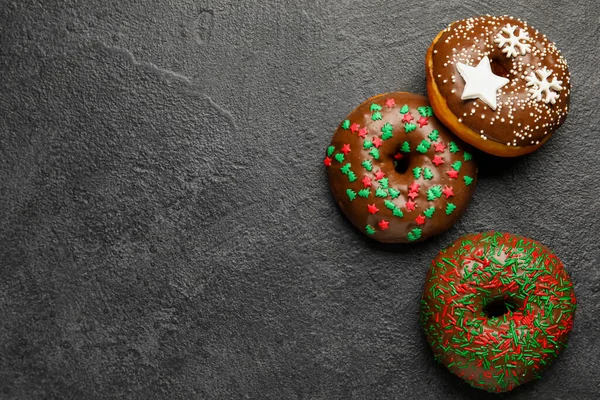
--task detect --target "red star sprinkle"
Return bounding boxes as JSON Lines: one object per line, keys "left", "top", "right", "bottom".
{"left": 442, "top": 186, "right": 454, "bottom": 198}
{"left": 409, "top": 182, "right": 420, "bottom": 193}
{"left": 446, "top": 170, "right": 459, "bottom": 179}
{"left": 375, "top": 170, "right": 385, "bottom": 180}
{"left": 358, "top": 127, "right": 368, "bottom": 138}
{"left": 394, "top": 153, "right": 403, "bottom": 160}
{"left": 408, "top": 191, "right": 419, "bottom": 200}
{"left": 362, "top": 176, "right": 372, "bottom": 188}
{"left": 406, "top": 200, "right": 416, "bottom": 211}
{"left": 432, "top": 155, "right": 444, "bottom": 166}
{"left": 378, "top": 220, "right": 389, "bottom": 230}
{"left": 402, "top": 113, "right": 414, "bottom": 123}
{"left": 417, "top": 116, "right": 429, "bottom": 128}
{"left": 324, "top": 157, "right": 332, "bottom": 167}
{"left": 434, "top": 142, "right": 446, "bottom": 153}
{"left": 350, "top": 123, "right": 360, "bottom": 133}
{"left": 415, "top": 215, "right": 426, "bottom": 225}
{"left": 385, "top": 98, "right": 396, "bottom": 108}
{"left": 341, "top": 144, "right": 351, "bottom": 155}
{"left": 367, "top": 204, "right": 379, "bottom": 214}
{"left": 372, "top": 136, "right": 383, "bottom": 148}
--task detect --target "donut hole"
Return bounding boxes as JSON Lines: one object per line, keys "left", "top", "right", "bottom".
{"left": 393, "top": 155, "right": 410, "bottom": 175}
{"left": 483, "top": 298, "right": 518, "bottom": 318}
{"left": 490, "top": 58, "right": 511, "bottom": 79}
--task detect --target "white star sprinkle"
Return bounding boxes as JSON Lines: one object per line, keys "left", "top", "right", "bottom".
{"left": 456, "top": 56, "right": 509, "bottom": 110}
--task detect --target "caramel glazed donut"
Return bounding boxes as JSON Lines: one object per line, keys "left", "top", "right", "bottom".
{"left": 325, "top": 93, "right": 477, "bottom": 243}
{"left": 421, "top": 232, "right": 577, "bottom": 392}
{"left": 426, "top": 15, "right": 571, "bottom": 157}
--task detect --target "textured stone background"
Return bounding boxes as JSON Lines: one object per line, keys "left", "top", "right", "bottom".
{"left": 1, "top": 1, "right": 599, "bottom": 399}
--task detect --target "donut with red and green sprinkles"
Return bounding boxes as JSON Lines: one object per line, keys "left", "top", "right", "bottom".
{"left": 421, "top": 232, "right": 577, "bottom": 392}
{"left": 325, "top": 92, "right": 477, "bottom": 243}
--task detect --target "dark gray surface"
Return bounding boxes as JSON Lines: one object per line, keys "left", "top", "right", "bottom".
{"left": 0, "top": 1, "right": 599, "bottom": 399}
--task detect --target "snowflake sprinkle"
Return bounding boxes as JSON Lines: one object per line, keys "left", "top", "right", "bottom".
{"left": 525, "top": 67, "right": 563, "bottom": 104}
{"left": 494, "top": 24, "right": 531, "bottom": 58}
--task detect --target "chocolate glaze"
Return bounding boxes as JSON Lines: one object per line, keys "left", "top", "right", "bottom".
{"left": 421, "top": 232, "right": 576, "bottom": 392}
{"left": 325, "top": 92, "right": 477, "bottom": 243}
{"left": 430, "top": 16, "right": 570, "bottom": 151}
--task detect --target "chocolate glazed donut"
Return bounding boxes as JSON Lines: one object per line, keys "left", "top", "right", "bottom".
{"left": 325, "top": 93, "right": 477, "bottom": 243}
{"left": 421, "top": 232, "right": 577, "bottom": 392}
{"left": 426, "top": 15, "right": 571, "bottom": 157}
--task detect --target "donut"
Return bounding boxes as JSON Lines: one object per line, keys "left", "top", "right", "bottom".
{"left": 325, "top": 92, "right": 477, "bottom": 243}
{"left": 420, "top": 232, "right": 577, "bottom": 392}
{"left": 426, "top": 15, "right": 571, "bottom": 157}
